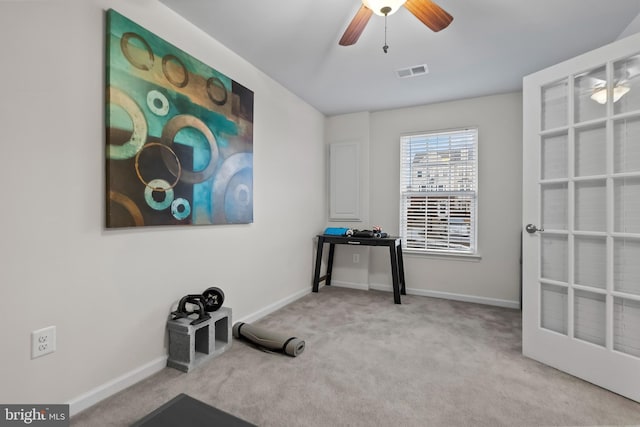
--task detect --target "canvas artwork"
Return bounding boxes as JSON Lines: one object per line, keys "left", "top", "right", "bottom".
{"left": 106, "top": 9, "right": 254, "bottom": 228}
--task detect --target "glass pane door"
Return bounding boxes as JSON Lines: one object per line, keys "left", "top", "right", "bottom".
{"left": 539, "top": 57, "right": 640, "bottom": 357}
{"left": 524, "top": 31, "right": 640, "bottom": 404}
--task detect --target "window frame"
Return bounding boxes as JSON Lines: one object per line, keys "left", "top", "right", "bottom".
{"left": 399, "top": 127, "right": 479, "bottom": 256}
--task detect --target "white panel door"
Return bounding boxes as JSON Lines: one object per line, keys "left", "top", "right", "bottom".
{"left": 523, "top": 32, "right": 640, "bottom": 402}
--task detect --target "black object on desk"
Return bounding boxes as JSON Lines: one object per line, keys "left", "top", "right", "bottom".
{"left": 312, "top": 234, "right": 406, "bottom": 304}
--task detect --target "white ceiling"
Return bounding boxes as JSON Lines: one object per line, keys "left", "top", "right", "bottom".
{"left": 158, "top": 0, "right": 640, "bottom": 116}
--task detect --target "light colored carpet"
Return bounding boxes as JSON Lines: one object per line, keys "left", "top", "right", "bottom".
{"left": 71, "top": 287, "right": 640, "bottom": 426}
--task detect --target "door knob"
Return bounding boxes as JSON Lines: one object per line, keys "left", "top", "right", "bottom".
{"left": 525, "top": 224, "right": 544, "bottom": 234}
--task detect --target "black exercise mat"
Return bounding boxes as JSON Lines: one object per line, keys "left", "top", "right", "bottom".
{"left": 131, "top": 394, "right": 256, "bottom": 427}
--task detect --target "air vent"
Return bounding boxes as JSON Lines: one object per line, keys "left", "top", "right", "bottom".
{"left": 396, "top": 64, "right": 429, "bottom": 79}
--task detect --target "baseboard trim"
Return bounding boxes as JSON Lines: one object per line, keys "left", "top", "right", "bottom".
{"left": 68, "top": 355, "right": 167, "bottom": 417}
{"left": 235, "top": 287, "right": 311, "bottom": 324}
{"left": 407, "top": 287, "right": 519, "bottom": 309}
{"left": 327, "top": 280, "right": 369, "bottom": 291}
{"left": 68, "top": 287, "right": 311, "bottom": 417}
{"left": 332, "top": 281, "right": 520, "bottom": 309}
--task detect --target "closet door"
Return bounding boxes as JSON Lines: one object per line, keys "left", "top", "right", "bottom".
{"left": 523, "top": 32, "right": 640, "bottom": 403}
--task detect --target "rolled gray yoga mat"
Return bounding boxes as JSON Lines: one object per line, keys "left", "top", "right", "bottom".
{"left": 232, "top": 322, "right": 305, "bottom": 357}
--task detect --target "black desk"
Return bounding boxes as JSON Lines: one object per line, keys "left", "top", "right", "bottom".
{"left": 312, "top": 235, "right": 406, "bottom": 304}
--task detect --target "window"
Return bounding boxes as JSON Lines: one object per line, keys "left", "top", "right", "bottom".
{"left": 400, "top": 128, "right": 478, "bottom": 254}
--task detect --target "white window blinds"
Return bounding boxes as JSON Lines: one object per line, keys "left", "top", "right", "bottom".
{"left": 400, "top": 128, "right": 478, "bottom": 254}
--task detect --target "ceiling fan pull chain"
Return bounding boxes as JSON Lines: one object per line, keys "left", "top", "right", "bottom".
{"left": 383, "top": 11, "right": 389, "bottom": 53}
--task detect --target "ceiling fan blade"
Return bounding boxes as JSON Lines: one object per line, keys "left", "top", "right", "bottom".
{"left": 404, "top": 0, "right": 453, "bottom": 32}
{"left": 339, "top": 5, "right": 373, "bottom": 46}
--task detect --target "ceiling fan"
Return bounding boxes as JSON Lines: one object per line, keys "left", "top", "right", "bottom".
{"left": 339, "top": 0, "right": 453, "bottom": 49}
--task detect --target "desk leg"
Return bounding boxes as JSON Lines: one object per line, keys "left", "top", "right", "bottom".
{"left": 397, "top": 244, "right": 406, "bottom": 295}
{"left": 326, "top": 243, "right": 335, "bottom": 286}
{"left": 389, "top": 244, "right": 401, "bottom": 304}
{"left": 312, "top": 237, "right": 324, "bottom": 292}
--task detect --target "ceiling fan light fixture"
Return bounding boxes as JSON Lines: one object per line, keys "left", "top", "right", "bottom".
{"left": 362, "top": 0, "right": 407, "bottom": 16}
{"left": 339, "top": 0, "right": 452, "bottom": 47}
{"left": 590, "top": 84, "right": 630, "bottom": 104}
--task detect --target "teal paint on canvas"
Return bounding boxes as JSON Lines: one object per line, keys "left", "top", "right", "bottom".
{"left": 105, "top": 9, "right": 253, "bottom": 227}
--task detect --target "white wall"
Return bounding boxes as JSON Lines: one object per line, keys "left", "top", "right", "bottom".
{"left": 327, "top": 93, "right": 523, "bottom": 307}
{"left": 324, "top": 112, "right": 371, "bottom": 286}
{"left": 0, "top": 0, "right": 325, "bottom": 410}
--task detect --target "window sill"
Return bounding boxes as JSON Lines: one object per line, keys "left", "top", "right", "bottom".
{"left": 402, "top": 249, "right": 482, "bottom": 262}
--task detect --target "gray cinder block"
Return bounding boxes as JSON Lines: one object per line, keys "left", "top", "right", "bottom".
{"left": 167, "top": 307, "right": 232, "bottom": 372}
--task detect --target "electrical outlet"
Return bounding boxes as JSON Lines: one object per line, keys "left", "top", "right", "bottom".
{"left": 32, "top": 326, "right": 56, "bottom": 359}
{"left": 353, "top": 253, "right": 360, "bottom": 263}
